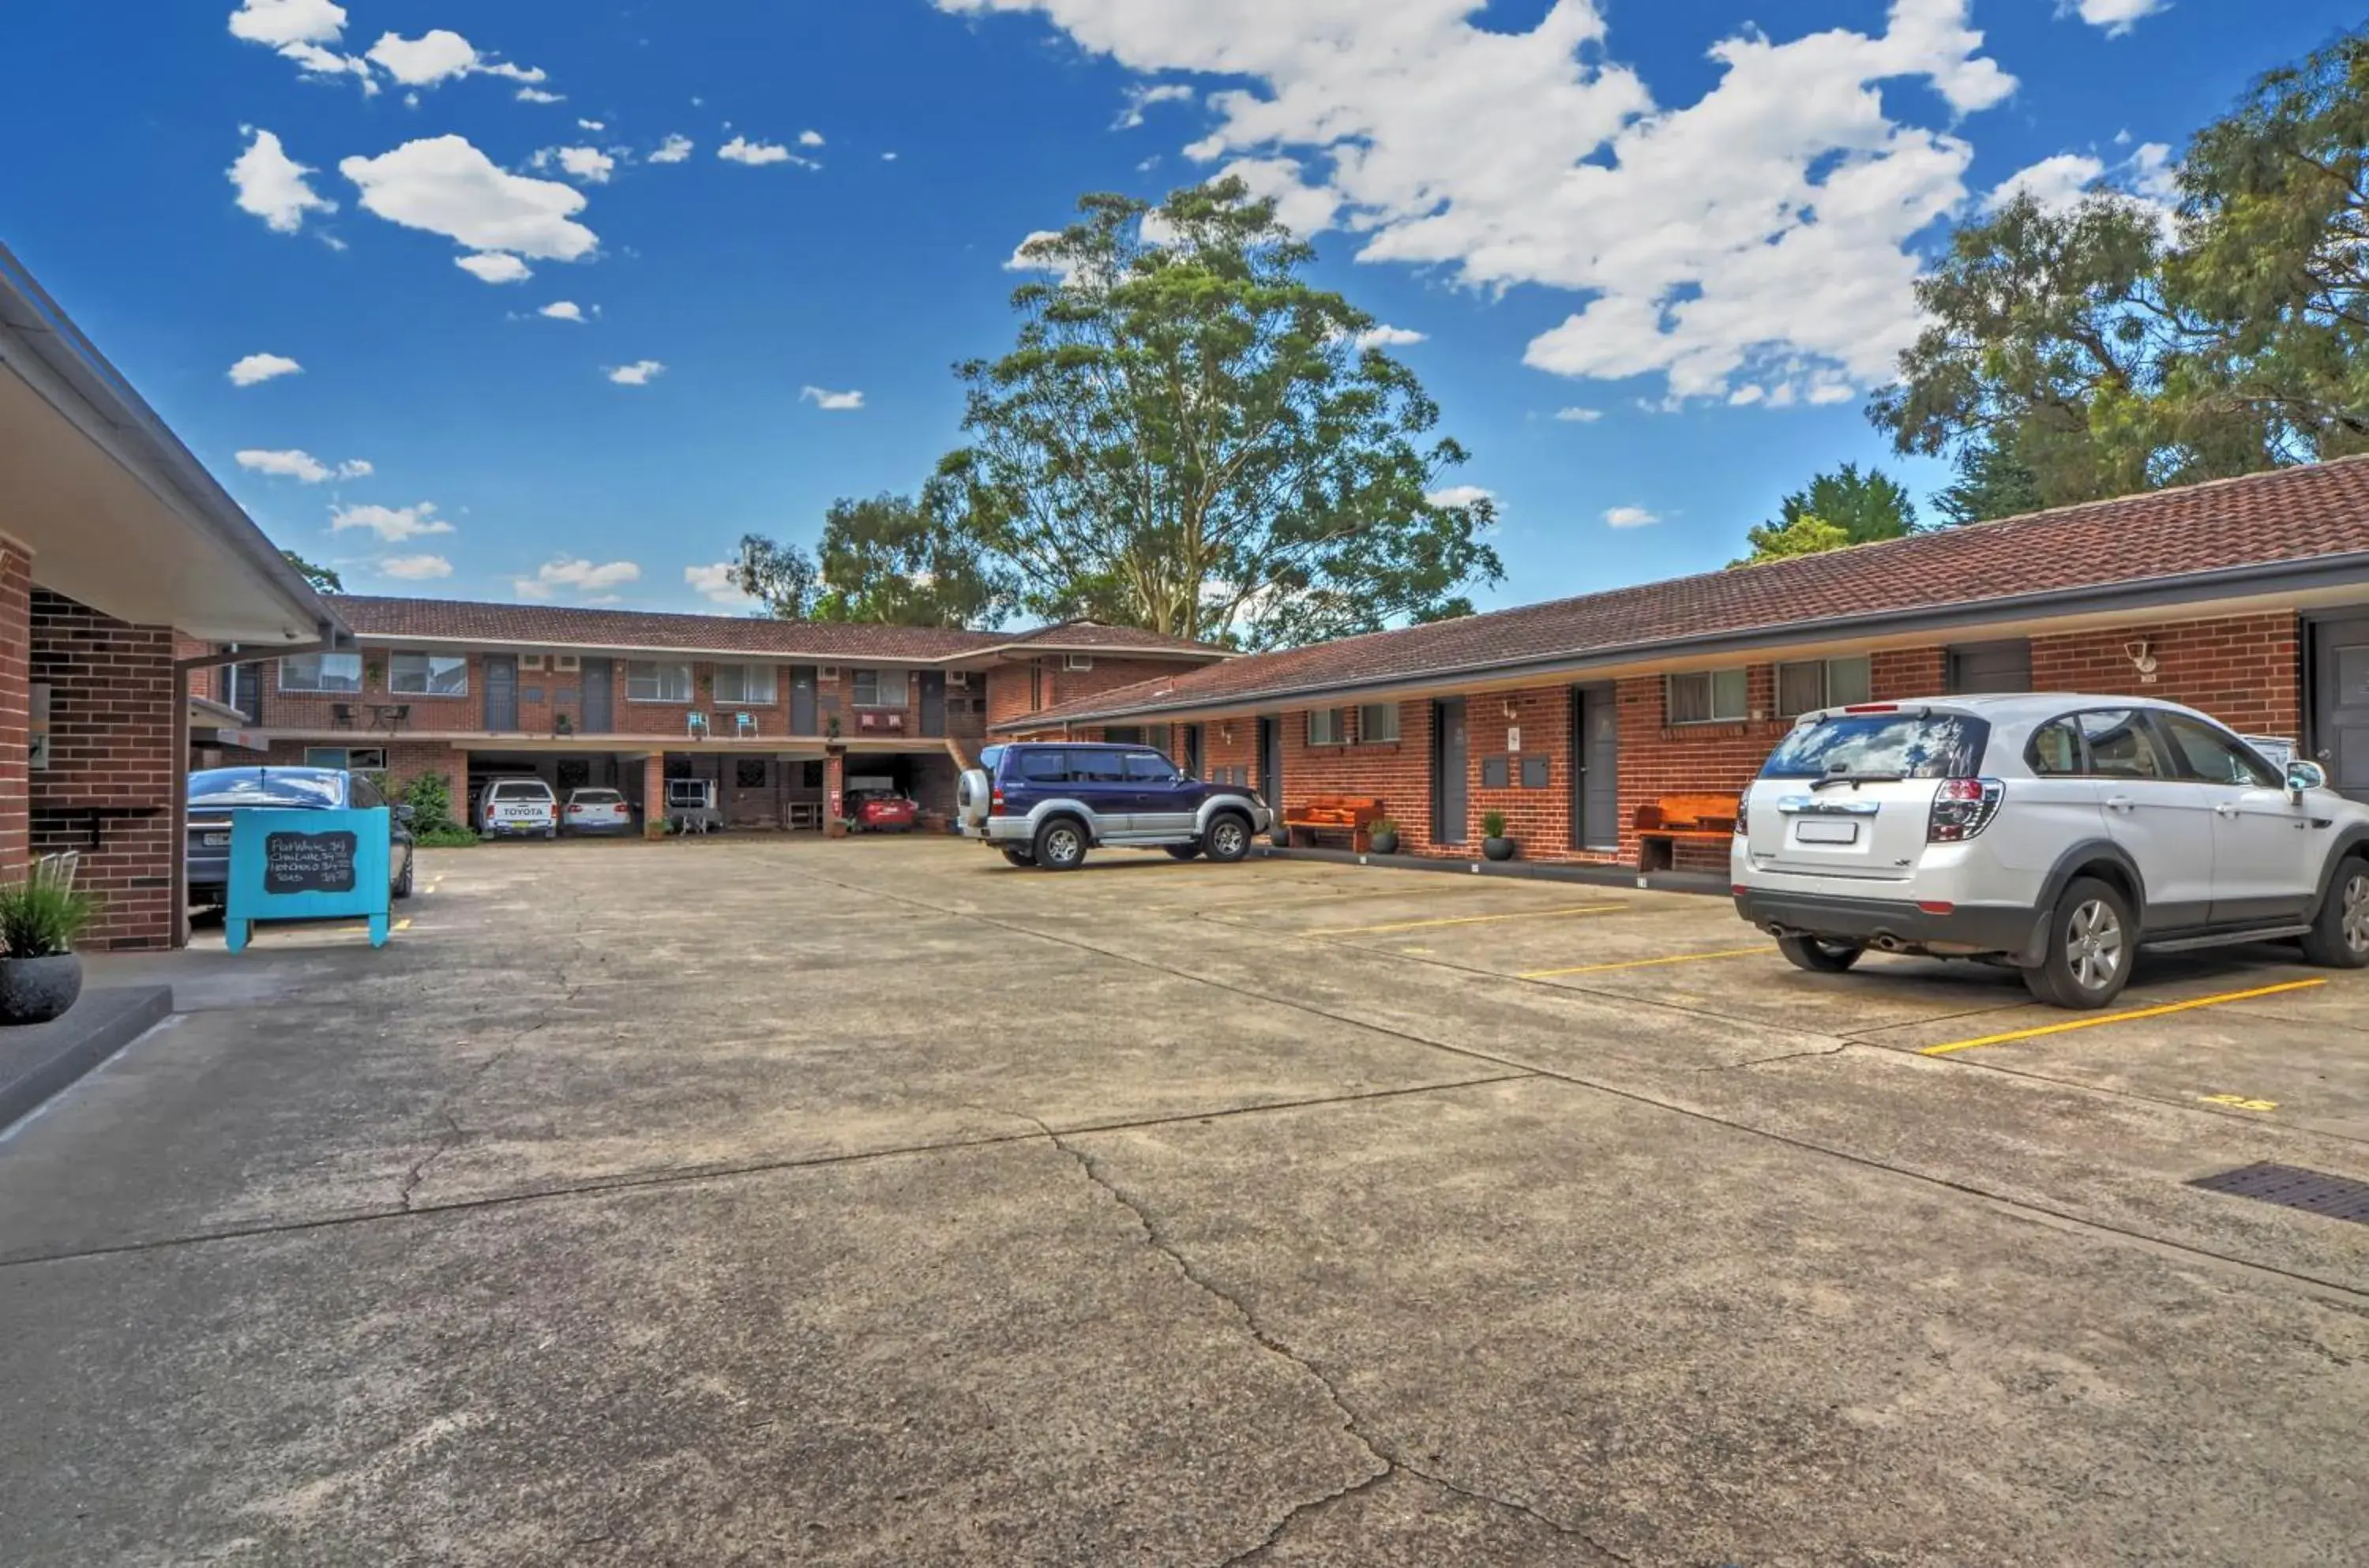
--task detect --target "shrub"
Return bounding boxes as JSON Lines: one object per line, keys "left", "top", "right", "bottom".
{"left": 1481, "top": 809, "right": 1507, "bottom": 839}
{"left": 412, "top": 825, "right": 479, "bottom": 850}
{"left": 1372, "top": 817, "right": 1397, "bottom": 835}
{"left": 0, "top": 880, "right": 101, "bottom": 958}
{"left": 401, "top": 771, "right": 461, "bottom": 835}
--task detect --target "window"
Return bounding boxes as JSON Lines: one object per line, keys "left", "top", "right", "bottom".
{"left": 1666, "top": 669, "right": 1748, "bottom": 725}
{"left": 735, "top": 758, "right": 770, "bottom": 789}
{"left": 801, "top": 761, "right": 827, "bottom": 790}
{"left": 2076, "top": 710, "right": 2171, "bottom": 779}
{"left": 1064, "top": 654, "right": 1094, "bottom": 672}
{"left": 1308, "top": 707, "right": 1347, "bottom": 746}
{"left": 349, "top": 775, "right": 383, "bottom": 809}
{"left": 1017, "top": 750, "right": 1069, "bottom": 784}
{"left": 389, "top": 652, "right": 468, "bottom": 696}
{"left": 947, "top": 670, "right": 970, "bottom": 689}
{"left": 1759, "top": 712, "right": 1988, "bottom": 781}
{"left": 1072, "top": 749, "right": 1128, "bottom": 782}
{"left": 712, "top": 663, "right": 778, "bottom": 704}
{"left": 2028, "top": 718, "right": 2085, "bottom": 776}
{"left": 626, "top": 661, "right": 693, "bottom": 703}
{"left": 2157, "top": 713, "right": 2281, "bottom": 787}
{"left": 302, "top": 746, "right": 386, "bottom": 775}
{"left": 279, "top": 651, "right": 362, "bottom": 693}
{"left": 1029, "top": 661, "right": 1046, "bottom": 712}
{"left": 190, "top": 769, "right": 340, "bottom": 807}
{"left": 852, "top": 669, "right": 907, "bottom": 707}
{"left": 554, "top": 655, "right": 581, "bottom": 673}
{"left": 1775, "top": 657, "right": 1872, "bottom": 718}
{"left": 303, "top": 747, "right": 346, "bottom": 768}
{"left": 1125, "top": 752, "right": 1177, "bottom": 782}
{"left": 520, "top": 654, "right": 545, "bottom": 671}
{"left": 1357, "top": 703, "right": 1400, "bottom": 744}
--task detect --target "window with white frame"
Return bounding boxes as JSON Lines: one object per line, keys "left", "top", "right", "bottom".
{"left": 852, "top": 668, "right": 907, "bottom": 707}
{"left": 554, "top": 654, "right": 581, "bottom": 672}
{"left": 1774, "top": 656, "right": 1873, "bottom": 718}
{"left": 520, "top": 654, "right": 546, "bottom": 671}
{"left": 279, "top": 651, "right": 362, "bottom": 693}
{"left": 1063, "top": 653, "right": 1094, "bottom": 672}
{"left": 626, "top": 660, "right": 693, "bottom": 703}
{"left": 389, "top": 652, "right": 468, "bottom": 697}
{"left": 303, "top": 746, "right": 387, "bottom": 774}
{"left": 711, "top": 663, "right": 778, "bottom": 703}
{"left": 1357, "top": 703, "right": 1400, "bottom": 743}
{"left": 1666, "top": 668, "right": 1749, "bottom": 725}
{"left": 1308, "top": 707, "right": 1347, "bottom": 746}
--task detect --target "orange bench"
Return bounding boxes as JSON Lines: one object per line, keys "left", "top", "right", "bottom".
{"left": 1285, "top": 795, "right": 1387, "bottom": 853}
{"left": 1633, "top": 793, "right": 1740, "bottom": 872}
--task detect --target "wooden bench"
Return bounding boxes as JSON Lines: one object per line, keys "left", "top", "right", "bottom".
{"left": 1285, "top": 795, "right": 1387, "bottom": 853}
{"left": 1633, "top": 793, "right": 1740, "bottom": 872}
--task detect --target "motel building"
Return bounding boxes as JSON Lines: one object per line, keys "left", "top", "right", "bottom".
{"left": 997, "top": 459, "right": 2369, "bottom": 872}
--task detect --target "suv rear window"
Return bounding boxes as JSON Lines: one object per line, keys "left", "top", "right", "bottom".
{"left": 1759, "top": 711, "right": 1988, "bottom": 781}
{"left": 490, "top": 781, "right": 552, "bottom": 800}
{"left": 1016, "top": 751, "right": 1068, "bottom": 783}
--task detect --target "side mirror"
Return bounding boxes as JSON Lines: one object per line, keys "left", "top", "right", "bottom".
{"left": 395, "top": 803, "right": 417, "bottom": 823}
{"left": 2285, "top": 760, "right": 2327, "bottom": 797}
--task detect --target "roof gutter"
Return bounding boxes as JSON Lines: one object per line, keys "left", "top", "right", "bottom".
{"left": 1000, "top": 550, "right": 2369, "bottom": 730}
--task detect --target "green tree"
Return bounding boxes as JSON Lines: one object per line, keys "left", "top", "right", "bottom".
{"left": 933, "top": 178, "right": 1501, "bottom": 649}
{"left": 283, "top": 550, "right": 342, "bottom": 592}
{"left": 729, "top": 533, "right": 821, "bottom": 621}
{"left": 1932, "top": 437, "right": 2048, "bottom": 527}
{"left": 1733, "top": 512, "right": 1852, "bottom": 568}
{"left": 810, "top": 492, "right": 1009, "bottom": 628}
{"left": 1766, "top": 463, "right": 1917, "bottom": 546}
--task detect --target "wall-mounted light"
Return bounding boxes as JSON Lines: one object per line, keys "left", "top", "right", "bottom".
{"left": 2125, "top": 639, "right": 2158, "bottom": 683}
{"left": 1501, "top": 696, "right": 1518, "bottom": 718}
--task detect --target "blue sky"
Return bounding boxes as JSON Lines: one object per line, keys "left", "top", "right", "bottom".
{"left": 4, "top": 1, "right": 2358, "bottom": 618}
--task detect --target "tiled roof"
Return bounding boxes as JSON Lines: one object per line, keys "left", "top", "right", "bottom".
{"left": 325, "top": 598, "right": 1222, "bottom": 662}
{"left": 1008, "top": 456, "right": 2369, "bottom": 726}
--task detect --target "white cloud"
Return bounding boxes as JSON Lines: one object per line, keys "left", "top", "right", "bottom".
{"left": 1553, "top": 407, "right": 1603, "bottom": 422}
{"left": 2128, "top": 141, "right": 2179, "bottom": 205}
{"left": 332, "top": 501, "right": 452, "bottom": 542}
{"left": 1604, "top": 505, "right": 1659, "bottom": 528}
{"left": 535, "top": 145, "right": 617, "bottom": 185}
{"left": 719, "top": 136, "right": 811, "bottom": 167}
{"left": 538, "top": 300, "right": 588, "bottom": 322}
{"left": 1426, "top": 484, "right": 1494, "bottom": 510}
{"left": 685, "top": 563, "right": 753, "bottom": 606}
{"left": 516, "top": 557, "right": 641, "bottom": 600}
{"left": 229, "top": 127, "right": 336, "bottom": 234}
{"left": 798, "top": 129, "right": 826, "bottom": 147}
{"left": 1353, "top": 324, "right": 1425, "bottom": 350}
{"left": 1807, "top": 383, "right": 1856, "bottom": 406}
{"left": 380, "top": 553, "right": 453, "bottom": 580}
{"left": 577, "top": 118, "right": 606, "bottom": 132}
{"left": 883, "top": 151, "right": 900, "bottom": 162}
{"left": 517, "top": 87, "right": 565, "bottom": 105}
{"left": 607, "top": 360, "right": 665, "bottom": 385}
{"left": 1984, "top": 152, "right": 2104, "bottom": 216}
{"left": 366, "top": 29, "right": 546, "bottom": 88}
{"left": 340, "top": 136, "right": 597, "bottom": 260}
{"left": 456, "top": 252, "right": 532, "bottom": 283}
{"left": 2066, "top": 0, "right": 2168, "bottom": 36}
{"left": 228, "top": 0, "right": 345, "bottom": 47}
{"left": 1115, "top": 82, "right": 1194, "bottom": 129}
{"left": 801, "top": 385, "right": 865, "bottom": 411}
{"left": 227, "top": 352, "right": 302, "bottom": 387}
{"left": 648, "top": 133, "right": 694, "bottom": 164}
{"left": 939, "top": 0, "right": 2018, "bottom": 405}
{"left": 235, "top": 448, "right": 370, "bottom": 483}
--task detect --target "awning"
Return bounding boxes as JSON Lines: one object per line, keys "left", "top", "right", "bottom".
{"left": 0, "top": 243, "right": 345, "bottom": 648}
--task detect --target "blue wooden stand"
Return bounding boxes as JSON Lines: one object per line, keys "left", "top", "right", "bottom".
{"left": 223, "top": 808, "right": 392, "bottom": 953}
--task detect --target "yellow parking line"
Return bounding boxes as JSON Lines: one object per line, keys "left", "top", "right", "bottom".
{"left": 1521, "top": 946, "right": 1766, "bottom": 980}
{"left": 1305, "top": 904, "right": 1624, "bottom": 938}
{"left": 395, "top": 918, "right": 412, "bottom": 932}
{"left": 1919, "top": 979, "right": 2326, "bottom": 1056}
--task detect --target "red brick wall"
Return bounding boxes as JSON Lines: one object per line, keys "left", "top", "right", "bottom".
{"left": 2030, "top": 613, "right": 2300, "bottom": 740}
{"left": 261, "top": 738, "right": 465, "bottom": 804}
{"left": 986, "top": 657, "right": 1195, "bottom": 734}
{"left": 28, "top": 592, "right": 179, "bottom": 950}
{"left": 0, "top": 546, "right": 30, "bottom": 884}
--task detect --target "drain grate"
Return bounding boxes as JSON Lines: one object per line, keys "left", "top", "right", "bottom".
{"left": 2187, "top": 1163, "right": 2369, "bottom": 1225}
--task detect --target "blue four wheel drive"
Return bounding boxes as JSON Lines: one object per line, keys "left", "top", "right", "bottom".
{"left": 956, "top": 742, "right": 1274, "bottom": 871}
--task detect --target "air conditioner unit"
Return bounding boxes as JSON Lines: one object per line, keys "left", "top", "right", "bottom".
{"left": 520, "top": 654, "right": 546, "bottom": 671}
{"left": 1064, "top": 654, "right": 1094, "bottom": 672}
{"left": 946, "top": 670, "right": 970, "bottom": 689}
{"left": 818, "top": 666, "right": 839, "bottom": 680}
{"left": 554, "top": 655, "right": 580, "bottom": 672}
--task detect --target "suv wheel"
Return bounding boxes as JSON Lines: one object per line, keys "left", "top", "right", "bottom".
{"left": 2300, "top": 856, "right": 2369, "bottom": 969}
{"left": 1203, "top": 813, "right": 1252, "bottom": 864}
{"left": 1033, "top": 818, "right": 1089, "bottom": 872}
{"left": 2024, "top": 876, "right": 2134, "bottom": 1010}
{"left": 1774, "top": 935, "right": 1861, "bottom": 973}
{"left": 1000, "top": 847, "right": 1036, "bottom": 868}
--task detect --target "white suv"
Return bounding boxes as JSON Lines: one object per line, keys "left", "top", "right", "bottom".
{"left": 1731, "top": 695, "right": 2369, "bottom": 1008}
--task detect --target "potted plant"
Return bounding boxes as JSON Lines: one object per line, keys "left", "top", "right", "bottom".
{"left": 1369, "top": 818, "right": 1400, "bottom": 855}
{"left": 0, "top": 878, "right": 100, "bottom": 1026}
{"left": 1481, "top": 809, "right": 1516, "bottom": 862}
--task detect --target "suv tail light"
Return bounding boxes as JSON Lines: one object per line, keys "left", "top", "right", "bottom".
{"left": 1928, "top": 778, "right": 2003, "bottom": 842}
{"left": 1733, "top": 797, "right": 1751, "bottom": 838}
{"left": 989, "top": 786, "right": 1007, "bottom": 816}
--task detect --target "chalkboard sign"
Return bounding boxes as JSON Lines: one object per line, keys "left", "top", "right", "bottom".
{"left": 265, "top": 830, "right": 358, "bottom": 895}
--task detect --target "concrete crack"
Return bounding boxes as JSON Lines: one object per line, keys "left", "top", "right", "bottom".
{"left": 1697, "top": 1039, "right": 1853, "bottom": 1073}
{"left": 1012, "top": 1112, "right": 1627, "bottom": 1566}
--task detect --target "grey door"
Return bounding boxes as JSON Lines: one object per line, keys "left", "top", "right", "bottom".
{"left": 225, "top": 662, "right": 262, "bottom": 722}
{"left": 2311, "top": 614, "right": 2369, "bottom": 802}
{"left": 483, "top": 655, "right": 518, "bottom": 731}
{"left": 1433, "top": 697, "right": 1468, "bottom": 846}
{"left": 1570, "top": 683, "right": 1619, "bottom": 851}
{"left": 919, "top": 671, "right": 947, "bottom": 737}
{"left": 580, "top": 658, "right": 613, "bottom": 733}
{"left": 1945, "top": 639, "right": 2032, "bottom": 695}
{"left": 1181, "top": 723, "right": 1203, "bottom": 778}
{"left": 791, "top": 666, "right": 817, "bottom": 735}
{"left": 1258, "top": 716, "right": 1283, "bottom": 808}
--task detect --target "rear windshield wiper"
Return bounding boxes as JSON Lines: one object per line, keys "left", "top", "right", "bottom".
{"left": 1810, "top": 769, "right": 1906, "bottom": 790}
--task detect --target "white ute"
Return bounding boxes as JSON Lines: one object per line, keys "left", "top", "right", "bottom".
{"left": 1731, "top": 695, "right": 2369, "bottom": 1008}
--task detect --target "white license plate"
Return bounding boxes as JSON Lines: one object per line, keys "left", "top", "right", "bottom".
{"left": 202, "top": 831, "right": 231, "bottom": 848}
{"left": 1794, "top": 819, "right": 1860, "bottom": 844}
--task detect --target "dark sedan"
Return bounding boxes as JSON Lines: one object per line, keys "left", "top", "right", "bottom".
{"left": 186, "top": 767, "right": 416, "bottom": 910}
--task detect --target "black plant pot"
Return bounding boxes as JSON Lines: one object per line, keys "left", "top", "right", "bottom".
{"left": 1369, "top": 831, "right": 1399, "bottom": 856}
{"left": 0, "top": 954, "right": 83, "bottom": 1026}
{"left": 1271, "top": 827, "right": 1290, "bottom": 848}
{"left": 1482, "top": 836, "right": 1516, "bottom": 862}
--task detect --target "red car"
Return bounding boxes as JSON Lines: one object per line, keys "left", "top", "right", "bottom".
{"left": 854, "top": 793, "right": 918, "bottom": 833}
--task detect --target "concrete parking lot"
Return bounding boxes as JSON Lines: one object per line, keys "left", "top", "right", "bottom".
{"left": 4, "top": 835, "right": 2367, "bottom": 1565}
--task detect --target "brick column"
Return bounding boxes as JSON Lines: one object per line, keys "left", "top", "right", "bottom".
{"left": 0, "top": 542, "right": 30, "bottom": 885}
{"left": 824, "top": 747, "right": 847, "bottom": 838}
{"left": 643, "top": 752, "right": 666, "bottom": 838}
